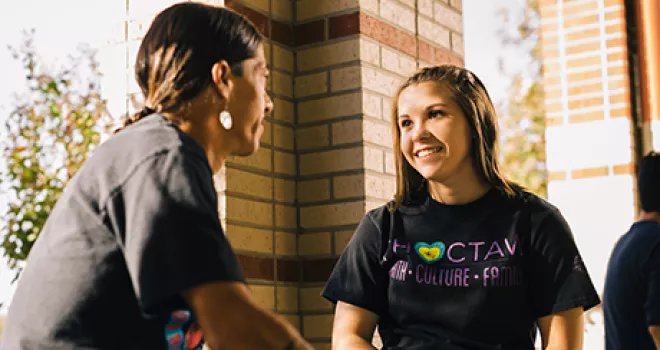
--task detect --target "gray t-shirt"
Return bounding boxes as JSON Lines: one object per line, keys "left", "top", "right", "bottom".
{"left": 1, "top": 114, "right": 244, "bottom": 349}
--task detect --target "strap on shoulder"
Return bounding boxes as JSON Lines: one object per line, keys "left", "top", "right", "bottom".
{"left": 380, "top": 206, "right": 402, "bottom": 273}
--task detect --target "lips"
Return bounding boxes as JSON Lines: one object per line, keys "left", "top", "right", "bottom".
{"left": 415, "top": 145, "right": 444, "bottom": 158}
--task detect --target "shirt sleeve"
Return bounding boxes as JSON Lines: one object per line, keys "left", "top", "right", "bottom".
{"left": 644, "top": 243, "right": 660, "bottom": 325}
{"left": 526, "top": 207, "right": 601, "bottom": 319}
{"left": 107, "top": 145, "right": 245, "bottom": 316}
{"left": 321, "top": 212, "right": 388, "bottom": 315}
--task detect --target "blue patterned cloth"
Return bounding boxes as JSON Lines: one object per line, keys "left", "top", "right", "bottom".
{"left": 164, "top": 309, "right": 205, "bottom": 350}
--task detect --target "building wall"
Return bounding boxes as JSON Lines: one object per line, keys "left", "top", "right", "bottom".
{"left": 540, "top": 0, "right": 635, "bottom": 290}
{"left": 539, "top": 0, "right": 638, "bottom": 347}
{"left": 98, "top": 0, "right": 463, "bottom": 347}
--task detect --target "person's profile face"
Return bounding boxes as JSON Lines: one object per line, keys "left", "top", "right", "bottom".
{"left": 396, "top": 81, "right": 473, "bottom": 183}
{"left": 226, "top": 43, "right": 273, "bottom": 156}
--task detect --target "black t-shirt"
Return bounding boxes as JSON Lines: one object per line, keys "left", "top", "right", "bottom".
{"left": 603, "top": 220, "right": 660, "bottom": 350}
{"left": 322, "top": 189, "right": 600, "bottom": 350}
{"left": 0, "top": 114, "right": 245, "bottom": 350}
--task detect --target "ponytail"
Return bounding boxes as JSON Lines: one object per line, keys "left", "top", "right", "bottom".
{"left": 113, "top": 106, "right": 156, "bottom": 134}
{"left": 112, "top": 3, "right": 263, "bottom": 134}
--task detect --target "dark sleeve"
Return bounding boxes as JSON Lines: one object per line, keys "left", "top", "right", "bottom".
{"left": 526, "top": 208, "right": 601, "bottom": 319}
{"left": 644, "top": 243, "right": 660, "bottom": 325}
{"left": 321, "top": 212, "right": 388, "bottom": 315}
{"left": 109, "top": 146, "right": 245, "bottom": 316}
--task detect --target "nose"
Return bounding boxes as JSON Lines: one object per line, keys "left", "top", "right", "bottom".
{"left": 410, "top": 121, "right": 430, "bottom": 141}
{"left": 264, "top": 92, "right": 274, "bottom": 115}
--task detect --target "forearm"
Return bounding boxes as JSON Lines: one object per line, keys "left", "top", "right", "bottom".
{"left": 543, "top": 346, "right": 578, "bottom": 350}
{"left": 538, "top": 307, "right": 584, "bottom": 350}
{"left": 254, "top": 307, "right": 312, "bottom": 350}
{"left": 647, "top": 325, "right": 660, "bottom": 349}
{"left": 204, "top": 298, "right": 310, "bottom": 349}
{"left": 333, "top": 335, "right": 376, "bottom": 350}
{"left": 541, "top": 334, "right": 583, "bottom": 350}
{"left": 185, "top": 282, "right": 312, "bottom": 350}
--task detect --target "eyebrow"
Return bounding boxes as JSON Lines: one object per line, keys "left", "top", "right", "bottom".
{"left": 253, "top": 61, "right": 269, "bottom": 74}
{"left": 397, "top": 102, "right": 448, "bottom": 119}
{"left": 425, "top": 102, "right": 447, "bottom": 110}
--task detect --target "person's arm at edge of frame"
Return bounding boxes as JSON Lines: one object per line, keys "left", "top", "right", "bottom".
{"left": 182, "top": 281, "right": 314, "bottom": 350}
{"left": 537, "top": 306, "right": 584, "bottom": 350}
{"left": 645, "top": 222, "right": 660, "bottom": 350}
{"left": 647, "top": 326, "right": 660, "bottom": 349}
{"left": 331, "top": 301, "right": 379, "bottom": 350}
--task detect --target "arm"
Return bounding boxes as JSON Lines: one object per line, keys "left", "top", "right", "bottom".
{"left": 183, "top": 282, "right": 312, "bottom": 350}
{"left": 321, "top": 212, "right": 389, "bottom": 350}
{"left": 115, "top": 150, "right": 310, "bottom": 349}
{"left": 644, "top": 242, "right": 660, "bottom": 349}
{"left": 332, "top": 302, "right": 379, "bottom": 350}
{"left": 524, "top": 206, "right": 599, "bottom": 344}
{"left": 537, "top": 306, "right": 584, "bottom": 350}
{"left": 649, "top": 326, "right": 660, "bottom": 349}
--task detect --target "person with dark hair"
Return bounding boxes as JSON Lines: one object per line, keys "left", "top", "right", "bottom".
{"left": 603, "top": 151, "right": 660, "bottom": 350}
{"left": 0, "top": 3, "right": 312, "bottom": 350}
{"left": 322, "top": 65, "right": 600, "bottom": 349}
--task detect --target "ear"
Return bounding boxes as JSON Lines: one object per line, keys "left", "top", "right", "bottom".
{"left": 211, "top": 60, "right": 233, "bottom": 100}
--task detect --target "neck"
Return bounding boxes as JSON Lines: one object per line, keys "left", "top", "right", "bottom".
{"left": 638, "top": 211, "right": 660, "bottom": 223}
{"left": 427, "top": 173, "right": 491, "bottom": 205}
{"left": 162, "top": 95, "right": 229, "bottom": 174}
{"left": 427, "top": 181, "right": 491, "bottom": 205}
{"left": 176, "top": 118, "right": 227, "bottom": 174}
{"left": 426, "top": 157, "right": 491, "bottom": 205}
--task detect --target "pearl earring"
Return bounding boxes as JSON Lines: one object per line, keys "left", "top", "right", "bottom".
{"left": 219, "top": 110, "right": 233, "bottom": 130}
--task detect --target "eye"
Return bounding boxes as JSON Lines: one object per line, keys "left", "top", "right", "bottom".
{"left": 399, "top": 119, "right": 412, "bottom": 128}
{"left": 428, "top": 110, "right": 446, "bottom": 119}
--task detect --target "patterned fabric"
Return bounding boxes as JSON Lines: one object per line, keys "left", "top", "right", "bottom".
{"left": 165, "top": 310, "right": 204, "bottom": 350}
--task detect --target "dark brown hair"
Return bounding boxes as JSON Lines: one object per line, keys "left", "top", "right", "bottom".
{"left": 115, "top": 2, "right": 262, "bottom": 132}
{"left": 389, "top": 65, "right": 522, "bottom": 210}
{"left": 638, "top": 151, "right": 660, "bottom": 213}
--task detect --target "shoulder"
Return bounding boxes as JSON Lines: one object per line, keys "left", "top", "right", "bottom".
{"left": 363, "top": 203, "right": 393, "bottom": 230}
{"left": 621, "top": 222, "right": 660, "bottom": 250}
{"left": 359, "top": 200, "right": 421, "bottom": 234}
{"left": 123, "top": 114, "right": 202, "bottom": 150}
{"left": 515, "top": 192, "right": 581, "bottom": 253}
{"left": 97, "top": 114, "right": 209, "bottom": 175}
{"left": 88, "top": 115, "right": 212, "bottom": 200}
{"left": 518, "top": 191, "right": 565, "bottom": 224}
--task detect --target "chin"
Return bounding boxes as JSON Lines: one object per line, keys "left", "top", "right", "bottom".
{"left": 414, "top": 165, "right": 442, "bottom": 179}
{"left": 418, "top": 168, "right": 450, "bottom": 183}
{"left": 233, "top": 140, "right": 260, "bottom": 157}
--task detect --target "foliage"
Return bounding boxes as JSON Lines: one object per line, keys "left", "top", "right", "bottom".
{"left": 0, "top": 30, "right": 109, "bottom": 281}
{"left": 497, "top": 0, "right": 548, "bottom": 198}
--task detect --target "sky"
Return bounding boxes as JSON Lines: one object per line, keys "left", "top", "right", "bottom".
{"left": 0, "top": 0, "right": 514, "bottom": 312}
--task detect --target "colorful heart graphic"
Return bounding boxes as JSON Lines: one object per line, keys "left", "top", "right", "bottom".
{"left": 414, "top": 241, "right": 446, "bottom": 264}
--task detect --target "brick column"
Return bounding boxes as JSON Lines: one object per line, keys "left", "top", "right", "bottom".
{"left": 222, "top": 0, "right": 302, "bottom": 333}
{"left": 290, "top": 0, "right": 464, "bottom": 347}
{"left": 539, "top": 0, "right": 635, "bottom": 347}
